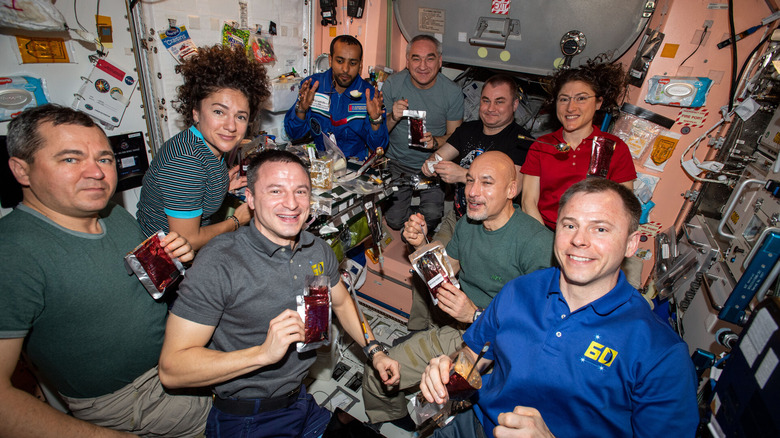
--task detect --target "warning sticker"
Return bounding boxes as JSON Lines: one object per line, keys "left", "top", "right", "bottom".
{"left": 491, "top": 0, "right": 511, "bottom": 14}
{"left": 418, "top": 8, "right": 445, "bottom": 34}
{"left": 676, "top": 108, "right": 708, "bottom": 128}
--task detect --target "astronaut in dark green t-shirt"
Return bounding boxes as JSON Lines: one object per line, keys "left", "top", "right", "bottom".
{"left": 362, "top": 151, "right": 554, "bottom": 425}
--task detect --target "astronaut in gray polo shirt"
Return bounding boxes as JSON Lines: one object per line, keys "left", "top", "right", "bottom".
{"left": 158, "top": 150, "right": 399, "bottom": 437}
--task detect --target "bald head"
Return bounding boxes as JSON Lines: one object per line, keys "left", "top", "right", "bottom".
{"left": 465, "top": 151, "right": 518, "bottom": 229}
{"left": 471, "top": 151, "right": 516, "bottom": 183}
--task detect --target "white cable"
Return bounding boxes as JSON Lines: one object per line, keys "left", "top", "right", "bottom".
{"left": 679, "top": 113, "right": 731, "bottom": 184}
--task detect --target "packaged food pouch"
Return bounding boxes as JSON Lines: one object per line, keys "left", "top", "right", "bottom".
{"left": 296, "top": 275, "right": 332, "bottom": 353}
{"left": 588, "top": 136, "right": 616, "bottom": 178}
{"left": 403, "top": 110, "right": 427, "bottom": 148}
{"left": 409, "top": 241, "right": 460, "bottom": 305}
{"left": 250, "top": 34, "right": 276, "bottom": 63}
{"left": 322, "top": 132, "right": 347, "bottom": 177}
{"left": 222, "top": 23, "right": 250, "bottom": 53}
{"left": 159, "top": 25, "right": 198, "bottom": 63}
{"left": 125, "top": 231, "right": 186, "bottom": 299}
{"left": 310, "top": 157, "right": 333, "bottom": 190}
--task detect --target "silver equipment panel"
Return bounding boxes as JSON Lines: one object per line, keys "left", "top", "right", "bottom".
{"left": 393, "top": 0, "right": 654, "bottom": 75}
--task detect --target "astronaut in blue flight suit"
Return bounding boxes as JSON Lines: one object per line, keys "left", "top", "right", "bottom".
{"left": 284, "top": 35, "right": 387, "bottom": 160}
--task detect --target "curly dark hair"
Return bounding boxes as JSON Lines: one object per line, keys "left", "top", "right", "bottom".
{"left": 544, "top": 55, "right": 628, "bottom": 118}
{"left": 174, "top": 45, "right": 270, "bottom": 127}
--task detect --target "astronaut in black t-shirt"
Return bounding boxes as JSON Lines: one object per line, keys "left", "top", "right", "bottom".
{"left": 422, "top": 74, "right": 534, "bottom": 221}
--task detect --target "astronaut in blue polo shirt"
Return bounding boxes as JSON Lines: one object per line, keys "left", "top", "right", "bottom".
{"left": 420, "top": 178, "right": 699, "bottom": 438}
{"left": 284, "top": 34, "right": 387, "bottom": 160}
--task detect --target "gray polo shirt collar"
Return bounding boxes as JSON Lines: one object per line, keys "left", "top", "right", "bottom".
{"left": 246, "top": 220, "right": 316, "bottom": 258}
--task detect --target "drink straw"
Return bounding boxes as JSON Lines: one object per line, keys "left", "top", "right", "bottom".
{"left": 465, "top": 342, "right": 491, "bottom": 382}
{"left": 420, "top": 224, "right": 430, "bottom": 245}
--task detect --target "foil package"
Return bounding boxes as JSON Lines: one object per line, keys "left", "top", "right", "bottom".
{"left": 403, "top": 109, "right": 428, "bottom": 148}
{"left": 296, "top": 275, "right": 332, "bottom": 353}
{"left": 588, "top": 136, "right": 616, "bottom": 178}
{"left": 409, "top": 241, "right": 459, "bottom": 305}
{"left": 124, "top": 231, "right": 186, "bottom": 299}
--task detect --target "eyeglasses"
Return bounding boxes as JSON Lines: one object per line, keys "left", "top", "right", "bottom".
{"left": 556, "top": 95, "right": 596, "bottom": 105}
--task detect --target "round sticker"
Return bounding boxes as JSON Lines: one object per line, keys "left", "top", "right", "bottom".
{"left": 124, "top": 76, "right": 135, "bottom": 86}
{"left": 477, "top": 47, "right": 488, "bottom": 58}
{"left": 94, "top": 79, "right": 110, "bottom": 93}
{"left": 309, "top": 118, "right": 322, "bottom": 135}
{"left": 499, "top": 50, "right": 511, "bottom": 62}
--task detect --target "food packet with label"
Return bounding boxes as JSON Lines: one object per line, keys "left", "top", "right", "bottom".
{"left": 222, "top": 23, "right": 250, "bottom": 53}
{"left": 159, "top": 25, "right": 198, "bottom": 63}
{"left": 403, "top": 110, "right": 428, "bottom": 148}
{"left": 296, "top": 275, "right": 332, "bottom": 352}
{"left": 409, "top": 241, "right": 459, "bottom": 305}
{"left": 250, "top": 34, "right": 276, "bottom": 63}
{"left": 124, "top": 231, "right": 186, "bottom": 299}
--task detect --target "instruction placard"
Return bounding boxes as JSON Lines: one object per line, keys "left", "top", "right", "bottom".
{"left": 418, "top": 8, "right": 445, "bottom": 34}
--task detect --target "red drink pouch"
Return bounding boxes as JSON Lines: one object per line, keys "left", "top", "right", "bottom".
{"left": 409, "top": 241, "right": 460, "bottom": 305}
{"left": 296, "top": 275, "right": 332, "bottom": 352}
{"left": 403, "top": 109, "right": 428, "bottom": 148}
{"left": 124, "top": 231, "right": 185, "bottom": 299}
{"left": 588, "top": 136, "right": 616, "bottom": 177}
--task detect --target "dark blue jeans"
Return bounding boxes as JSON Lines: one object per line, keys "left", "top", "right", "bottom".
{"left": 434, "top": 409, "right": 487, "bottom": 438}
{"left": 205, "top": 388, "right": 331, "bottom": 438}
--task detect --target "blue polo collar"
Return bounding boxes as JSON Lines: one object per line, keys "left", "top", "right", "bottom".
{"left": 547, "top": 267, "right": 636, "bottom": 316}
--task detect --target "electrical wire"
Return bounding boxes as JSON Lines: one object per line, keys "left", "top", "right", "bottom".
{"left": 678, "top": 26, "right": 708, "bottom": 69}
{"left": 95, "top": 0, "right": 105, "bottom": 54}
{"left": 734, "top": 26, "right": 778, "bottom": 101}
{"left": 73, "top": 0, "right": 89, "bottom": 33}
{"left": 727, "top": 0, "right": 737, "bottom": 112}
{"left": 679, "top": 114, "right": 732, "bottom": 184}
{"left": 69, "top": 0, "right": 105, "bottom": 55}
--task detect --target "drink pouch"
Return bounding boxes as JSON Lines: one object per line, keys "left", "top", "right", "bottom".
{"left": 296, "top": 275, "right": 332, "bottom": 353}
{"left": 124, "top": 231, "right": 186, "bottom": 299}
{"left": 403, "top": 110, "right": 427, "bottom": 148}
{"left": 588, "top": 136, "right": 616, "bottom": 178}
{"left": 409, "top": 351, "right": 482, "bottom": 427}
{"left": 409, "top": 241, "right": 459, "bottom": 305}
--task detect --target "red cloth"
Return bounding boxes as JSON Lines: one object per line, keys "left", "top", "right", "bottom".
{"left": 522, "top": 125, "right": 637, "bottom": 229}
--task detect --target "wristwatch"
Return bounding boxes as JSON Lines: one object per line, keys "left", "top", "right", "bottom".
{"left": 473, "top": 307, "right": 484, "bottom": 323}
{"left": 363, "top": 340, "right": 388, "bottom": 362}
